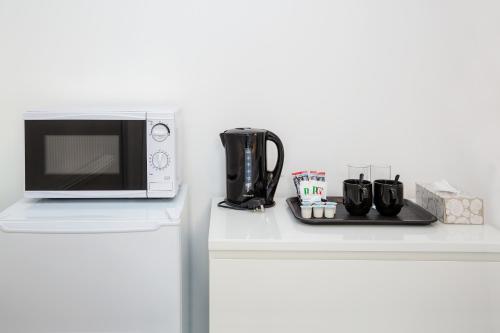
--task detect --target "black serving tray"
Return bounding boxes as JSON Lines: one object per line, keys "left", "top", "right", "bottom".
{"left": 286, "top": 196, "right": 437, "bottom": 225}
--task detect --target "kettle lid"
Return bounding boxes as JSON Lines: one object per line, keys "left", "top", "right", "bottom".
{"left": 222, "top": 128, "right": 267, "bottom": 135}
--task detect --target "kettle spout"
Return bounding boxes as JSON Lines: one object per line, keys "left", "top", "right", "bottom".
{"left": 219, "top": 133, "right": 226, "bottom": 146}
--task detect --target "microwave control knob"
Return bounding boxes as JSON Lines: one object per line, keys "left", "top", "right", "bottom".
{"left": 151, "top": 152, "right": 169, "bottom": 169}
{"left": 151, "top": 123, "right": 170, "bottom": 142}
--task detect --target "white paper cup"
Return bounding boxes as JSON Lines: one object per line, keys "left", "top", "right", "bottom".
{"left": 313, "top": 205, "right": 324, "bottom": 218}
{"left": 301, "top": 205, "right": 313, "bottom": 219}
{"left": 324, "top": 205, "right": 337, "bottom": 218}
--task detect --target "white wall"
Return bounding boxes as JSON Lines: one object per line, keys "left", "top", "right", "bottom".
{"left": 1, "top": 1, "right": 499, "bottom": 332}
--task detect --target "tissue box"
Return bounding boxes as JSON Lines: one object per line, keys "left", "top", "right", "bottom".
{"left": 416, "top": 183, "right": 484, "bottom": 224}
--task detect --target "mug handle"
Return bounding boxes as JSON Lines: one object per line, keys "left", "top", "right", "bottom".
{"left": 351, "top": 185, "right": 369, "bottom": 205}
{"left": 360, "top": 185, "right": 370, "bottom": 200}
{"left": 389, "top": 187, "right": 398, "bottom": 203}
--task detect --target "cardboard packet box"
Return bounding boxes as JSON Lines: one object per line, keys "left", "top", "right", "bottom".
{"left": 416, "top": 183, "right": 484, "bottom": 224}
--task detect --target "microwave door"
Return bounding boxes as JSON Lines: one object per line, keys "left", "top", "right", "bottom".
{"left": 24, "top": 120, "right": 147, "bottom": 197}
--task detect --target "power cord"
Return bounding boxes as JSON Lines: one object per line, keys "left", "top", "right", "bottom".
{"left": 217, "top": 198, "right": 266, "bottom": 212}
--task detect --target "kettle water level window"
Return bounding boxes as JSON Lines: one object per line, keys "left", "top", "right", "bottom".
{"left": 244, "top": 147, "right": 253, "bottom": 192}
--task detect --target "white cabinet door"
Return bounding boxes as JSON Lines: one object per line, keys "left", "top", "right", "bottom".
{"left": 210, "top": 258, "right": 500, "bottom": 333}
{"left": 0, "top": 227, "right": 181, "bottom": 333}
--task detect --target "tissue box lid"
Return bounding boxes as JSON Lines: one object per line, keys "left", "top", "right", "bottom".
{"left": 418, "top": 183, "right": 477, "bottom": 199}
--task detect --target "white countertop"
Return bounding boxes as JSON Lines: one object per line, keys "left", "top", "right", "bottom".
{"left": 0, "top": 185, "right": 188, "bottom": 233}
{"left": 209, "top": 197, "right": 500, "bottom": 255}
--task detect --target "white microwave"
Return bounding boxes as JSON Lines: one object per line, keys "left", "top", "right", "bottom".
{"left": 24, "top": 107, "right": 181, "bottom": 198}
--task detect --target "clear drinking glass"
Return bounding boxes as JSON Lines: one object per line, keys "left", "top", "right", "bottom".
{"left": 371, "top": 164, "right": 392, "bottom": 182}
{"left": 347, "top": 164, "right": 371, "bottom": 181}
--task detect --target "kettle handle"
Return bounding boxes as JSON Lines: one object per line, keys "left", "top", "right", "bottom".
{"left": 265, "top": 131, "right": 285, "bottom": 201}
{"left": 219, "top": 132, "right": 226, "bottom": 146}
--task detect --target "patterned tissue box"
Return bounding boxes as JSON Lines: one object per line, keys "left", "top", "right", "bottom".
{"left": 416, "top": 183, "right": 484, "bottom": 224}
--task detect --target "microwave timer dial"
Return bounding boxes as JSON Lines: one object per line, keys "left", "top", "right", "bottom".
{"left": 150, "top": 151, "right": 170, "bottom": 170}
{"left": 151, "top": 123, "right": 170, "bottom": 142}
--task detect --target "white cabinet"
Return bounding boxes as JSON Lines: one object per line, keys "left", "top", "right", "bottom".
{"left": 209, "top": 198, "right": 500, "bottom": 333}
{"left": 0, "top": 185, "right": 189, "bottom": 333}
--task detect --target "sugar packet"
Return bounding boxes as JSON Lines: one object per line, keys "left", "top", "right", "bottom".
{"left": 310, "top": 170, "right": 327, "bottom": 201}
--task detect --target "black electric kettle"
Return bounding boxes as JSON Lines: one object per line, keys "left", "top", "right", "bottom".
{"left": 220, "top": 128, "right": 284, "bottom": 209}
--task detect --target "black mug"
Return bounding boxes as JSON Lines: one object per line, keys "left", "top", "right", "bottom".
{"left": 343, "top": 179, "right": 373, "bottom": 216}
{"left": 374, "top": 180, "right": 404, "bottom": 216}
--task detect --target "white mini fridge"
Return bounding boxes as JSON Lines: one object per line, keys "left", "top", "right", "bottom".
{"left": 0, "top": 185, "right": 189, "bottom": 333}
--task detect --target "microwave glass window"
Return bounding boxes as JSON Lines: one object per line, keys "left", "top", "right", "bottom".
{"left": 45, "top": 135, "right": 120, "bottom": 175}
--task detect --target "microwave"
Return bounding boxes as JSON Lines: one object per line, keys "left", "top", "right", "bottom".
{"left": 24, "top": 107, "right": 181, "bottom": 198}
